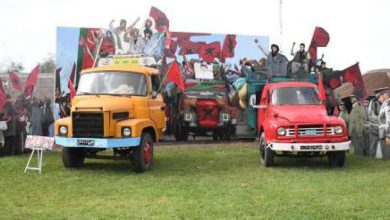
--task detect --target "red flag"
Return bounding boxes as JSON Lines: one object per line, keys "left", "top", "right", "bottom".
{"left": 24, "top": 65, "right": 40, "bottom": 96}
{"left": 318, "top": 73, "right": 326, "bottom": 102}
{"left": 8, "top": 71, "right": 22, "bottom": 91}
{"left": 198, "top": 41, "right": 221, "bottom": 63}
{"left": 309, "top": 27, "right": 330, "bottom": 62}
{"left": 0, "top": 81, "right": 7, "bottom": 112}
{"left": 149, "top": 6, "right": 169, "bottom": 32}
{"left": 68, "top": 63, "right": 76, "bottom": 100}
{"left": 79, "top": 37, "right": 94, "bottom": 70}
{"left": 166, "top": 61, "right": 185, "bottom": 92}
{"left": 221, "top": 34, "right": 237, "bottom": 62}
{"left": 342, "top": 63, "right": 367, "bottom": 98}
{"left": 178, "top": 41, "right": 205, "bottom": 55}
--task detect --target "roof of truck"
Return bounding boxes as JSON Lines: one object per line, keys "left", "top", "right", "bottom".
{"left": 265, "top": 81, "right": 317, "bottom": 90}
{"left": 81, "top": 65, "right": 159, "bottom": 75}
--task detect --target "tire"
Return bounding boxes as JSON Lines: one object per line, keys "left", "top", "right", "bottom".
{"left": 131, "top": 133, "right": 154, "bottom": 173}
{"left": 62, "top": 147, "right": 85, "bottom": 168}
{"left": 259, "top": 133, "right": 274, "bottom": 167}
{"left": 328, "top": 151, "right": 346, "bottom": 167}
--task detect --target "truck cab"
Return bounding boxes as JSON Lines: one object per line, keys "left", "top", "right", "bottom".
{"left": 253, "top": 81, "right": 350, "bottom": 167}
{"left": 55, "top": 61, "right": 166, "bottom": 172}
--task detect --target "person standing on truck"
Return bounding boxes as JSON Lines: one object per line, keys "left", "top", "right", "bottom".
{"left": 348, "top": 94, "right": 365, "bottom": 155}
{"left": 377, "top": 88, "right": 390, "bottom": 159}
{"left": 290, "top": 42, "right": 310, "bottom": 76}
{"left": 266, "top": 44, "right": 288, "bottom": 78}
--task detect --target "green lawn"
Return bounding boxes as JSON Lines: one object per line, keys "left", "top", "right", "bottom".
{"left": 0, "top": 143, "right": 389, "bottom": 220}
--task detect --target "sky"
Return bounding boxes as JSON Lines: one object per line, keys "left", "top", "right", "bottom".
{"left": 0, "top": 0, "right": 389, "bottom": 73}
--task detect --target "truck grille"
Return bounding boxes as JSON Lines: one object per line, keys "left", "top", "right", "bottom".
{"left": 286, "top": 125, "right": 332, "bottom": 137}
{"left": 73, "top": 112, "right": 104, "bottom": 137}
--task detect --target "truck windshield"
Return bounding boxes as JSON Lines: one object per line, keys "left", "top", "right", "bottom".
{"left": 271, "top": 87, "right": 321, "bottom": 105}
{"left": 77, "top": 71, "right": 147, "bottom": 96}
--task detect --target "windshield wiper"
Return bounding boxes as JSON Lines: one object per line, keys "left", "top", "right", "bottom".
{"left": 98, "top": 93, "right": 132, "bottom": 97}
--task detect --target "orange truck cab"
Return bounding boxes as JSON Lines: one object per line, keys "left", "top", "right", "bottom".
{"left": 252, "top": 81, "right": 350, "bottom": 167}
{"left": 55, "top": 56, "right": 166, "bottom": 172}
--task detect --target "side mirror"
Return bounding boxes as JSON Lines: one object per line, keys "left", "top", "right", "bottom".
{"left": 249, "top": 94, "right": 267, "bottom": 109}
{"left": 151, "top": 91, "right": 158, "bottom": 99}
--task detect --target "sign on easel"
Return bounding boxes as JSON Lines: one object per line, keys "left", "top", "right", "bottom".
{"left": 24, "top": 135, "right": 54, "bottom": 175}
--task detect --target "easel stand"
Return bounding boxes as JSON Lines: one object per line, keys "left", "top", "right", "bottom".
{"left": 24, "top": 147, "right": 44, "bottom": 174}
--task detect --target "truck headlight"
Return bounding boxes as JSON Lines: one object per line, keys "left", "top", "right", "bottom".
{"left": 184, "top": 112, "right": 195, "bottom": 122}
{"left": 59, "top": 126, "right": 68, "bottom": 136}
{"left": 122, "top": 127, "right": 131, "bottom": 137}
{"left": 334, "top": 126, "right": 343, "bottom": 134}
{"left": 277, "top": 127, "right": 286, "bottom": 136}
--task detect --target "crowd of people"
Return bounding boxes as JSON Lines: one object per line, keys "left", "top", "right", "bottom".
{"left": 0, "top": 93, "right": 62, "bottom": 156}
{"left": 340, "top": 87, "right": 390, "bottom": 159}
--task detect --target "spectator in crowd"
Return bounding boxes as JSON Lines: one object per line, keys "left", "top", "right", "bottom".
{"left": 348, "top": 94, "right": 365, "bottom": 155}
{"left": 30, "top": 97, "right": 43, "bottom": 136}
{"left": 368, "top": 92, "right": 382, "bottom": 157}
{"left": 377, "top": 88, "right": 390, "bottom": 159}
{"left": 363, "top": 97, "right": 371, "bottom": 156}
{"left": 266, "top": 44, "right": 288, "bottom": 78}
{"left": 339, "top": 101, "right": 350, "bottom": 130}
{"left": 42, "top": 98, "right": 54, "bottom": 137}
{"left": 3, "top": 95, "right": 16, "bottom": 155}
{"left": 290, "top": 42, "right": 310, "bottom": 76}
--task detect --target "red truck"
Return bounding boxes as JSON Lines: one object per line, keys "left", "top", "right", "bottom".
{"left": 253, "top": 81, "right": 350, "bottom": 167}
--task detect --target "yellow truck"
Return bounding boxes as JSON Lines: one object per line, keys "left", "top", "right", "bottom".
{"left": 55, "top": 60, "right": 166, "bottom": 172}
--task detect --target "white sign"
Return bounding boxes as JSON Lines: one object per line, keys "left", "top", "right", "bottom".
{"left": 25, "top": 135, "right": 54, "bottom": 151}
{"left": 194, "top": 63, "right": 214, "bottom": 80}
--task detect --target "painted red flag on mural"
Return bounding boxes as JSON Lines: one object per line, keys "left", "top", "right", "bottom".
{"left": 149, "top": 6, "right": 169, "bottom": 32}
{"left": 309, "top": 27, "right": 330, "bottom": 62}
{"left": 68, "top": 63, "right": 76, "bottom": 100}
{"left": 8, "top": 71, "right": 22, "bottom": 91}
{"left": 221, "top": 34, "right": 237, "bottom": 62}
{"left": 198, "top": 41, "right": 221, "bottom": 63}
{"left": 166, "top": 61, "right": 185, "bottom": 92}
{"left": 342, "top": 63, "right": 367, "bottom": 99}
{"left": 79, "top": 37, "right": 94, "bottom": 70}
{"left": 24, "top": 65, "right": 40, "bottom": 96}
{"left": 0, "top": 81, "right": 6, "bottom": 112}
{"left": 179, "top": 41, "right": 205, "bottom": 55}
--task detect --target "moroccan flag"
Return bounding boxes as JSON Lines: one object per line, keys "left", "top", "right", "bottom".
{"left": 0, "top": 81, "right": 6, "bottom": 112}
{"left": 68, "top": 63, "right": 76, "bottom": 100}
{"left": 55, "top": 67, "right": 62, "bottom": 93}
{"left": 309, "top": 27, "right": 330, "bottom": 63}
{"left": 79, "top": 36, "right": 94, "bottom": 70}
{"left": 150, "top": 6, "right": 169, "bottom": 32}
{"left": 8, "top": 71, "right": 22, "bottom": 91}
{"left": 179, "top": 41, "right": 205, "bottom": 55}
{"left": 166, "top": 61, "right": 185, "bottom": 92}
{"left": 198, "top": 41, "right": 221, "bottom": 63}
{"left": 24, "top": 65, "right": 40, "bottom": 96}
{"left": 342, "top": 63, "right": 367, "bottom": 99}
{"left": 221, "top": 34, "right": 237, "bottom": 62}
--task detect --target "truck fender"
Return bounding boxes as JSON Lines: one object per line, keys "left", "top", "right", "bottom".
{"left": 115, "top": 118, "right": 158, "bottom": 140}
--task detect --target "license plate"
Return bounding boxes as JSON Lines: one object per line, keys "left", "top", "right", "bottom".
{"left": 300, "top": 145, "right": 323, "bottom": 150}
{"left": 304, "top": 130, "right": 317, "bottom": 135}
{"left": 77, "top": 139, "right": 95, "bottom": 146}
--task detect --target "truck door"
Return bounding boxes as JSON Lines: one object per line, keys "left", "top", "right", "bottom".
{"left": 258, "top": 88, "right": 269, "bottom": 129}
{"left": 149, "top": 75, "right": 166, "bottom": 130}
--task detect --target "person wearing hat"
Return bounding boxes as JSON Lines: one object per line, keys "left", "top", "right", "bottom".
{"left": 266, "top": 44, "right": 289, "bottom": 78}
{"left": 338, "top": 101, "right": 350, "bottom": 130}
{"left": 376, "top": 87, "right": 390, "bottom": 159}
{"left": 348, "top": 94, "right": 365, "bottom": 156}
{"left": 368, "top": 90, "right": 383, "bottom": 157}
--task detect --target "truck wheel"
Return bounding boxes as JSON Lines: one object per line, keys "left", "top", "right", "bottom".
{"left": 132, "top": 133, "right": 154, "bottom": 173}
{"left": 328, "top": 151, "right": 346, "bottom": 167}
{"left": 62, "top": 147, "right": 85, "bottom": 168}
{"left": 259, "top": 133, "right": 274, "bottom": 167}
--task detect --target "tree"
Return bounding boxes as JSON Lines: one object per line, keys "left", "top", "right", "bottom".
{"left": 40, "top": 54, "right": 56, "bottom": 73}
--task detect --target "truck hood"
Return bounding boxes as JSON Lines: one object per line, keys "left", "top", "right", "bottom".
{"left": 271, "top": 105, "right": 330, "bottom": 124}
{"left": 71, "top": 95, "right": 134, "bottom": 112}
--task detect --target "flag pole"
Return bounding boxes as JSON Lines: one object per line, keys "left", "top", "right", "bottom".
{"left": 93, "top": 37, "right": 104, "bottom": 68}
{"left": 147, "top": 29, "right": 166, "bottom": 54}
{"left": 158, "top": 60, "right": 175, "bottom": 93}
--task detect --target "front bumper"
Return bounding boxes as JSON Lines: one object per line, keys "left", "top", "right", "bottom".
{"left": 55, "top": 136, "right": 141, "bottom": 149}
{"left": 268, "top": 141, "right": 350, "bottom": 152}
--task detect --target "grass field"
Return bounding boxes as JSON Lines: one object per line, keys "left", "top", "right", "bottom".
{"left": 0, "top": 143, "right": 389, "bottom": 220}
